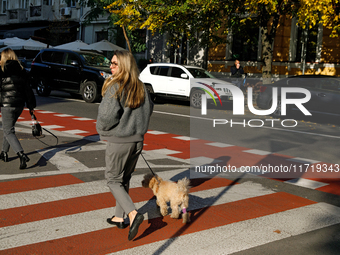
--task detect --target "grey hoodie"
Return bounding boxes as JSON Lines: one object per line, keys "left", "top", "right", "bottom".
{"left": 96, "top": 83, "right": 154, "bottom": 143}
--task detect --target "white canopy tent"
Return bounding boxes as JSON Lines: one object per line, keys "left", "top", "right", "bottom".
{"left": 0, "top": 37, "right": 26, "bottom": 46}
{"left": 80, "top": 40, "right": 125, "bottom": 52}
{"left": 54, "top": 40, "right": 88, "bottom": 51}
{"left": 0, "top": 38, "right": 50, "bottom": 52}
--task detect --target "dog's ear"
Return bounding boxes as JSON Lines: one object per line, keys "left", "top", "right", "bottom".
{"left": 149, "top": 177, "right": 156, "bottom": 188}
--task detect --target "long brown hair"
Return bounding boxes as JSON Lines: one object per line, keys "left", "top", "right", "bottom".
{"left": 1, "top": 48, "right": 23, "bottom": 72}
{"left": 101, "top": 50, "right": 145, "bottom": 108}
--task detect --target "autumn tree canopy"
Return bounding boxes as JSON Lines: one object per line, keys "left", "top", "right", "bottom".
{"left": 81, "top": 0, "right": 340, "bottom": 81}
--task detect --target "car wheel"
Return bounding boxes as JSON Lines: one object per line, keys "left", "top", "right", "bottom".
{"left": 81, "top": 81, "right": 100, "bottom": 103}
{"left": 190, "top": 90, "right": 204, "bottom": 108}
{"left": 36, "top": 78, "right": 51, "bottom": 97}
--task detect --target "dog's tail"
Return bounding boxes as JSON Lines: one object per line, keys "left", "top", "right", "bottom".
{"left": 177, "top": 177, "right": 190, "bottom": 193}
{"left": 177, "top": 177, "right": 190, "bottom": 223}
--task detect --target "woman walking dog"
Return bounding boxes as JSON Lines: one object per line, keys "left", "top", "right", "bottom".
{"left": 0, "top": 48, "right": 36, "bottom": 169}
{"left": 96, "top": 50, "right": 153, "bottom": 241}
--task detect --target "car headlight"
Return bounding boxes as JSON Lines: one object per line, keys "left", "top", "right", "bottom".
{"left": 100, "top": 71, "right": 111, "bottom": 79}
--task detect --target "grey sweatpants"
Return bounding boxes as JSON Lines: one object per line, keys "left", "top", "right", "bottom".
{"left": 1, "top": 106, "right": 24, "bottom": 153}
{"left": 105, "top": 141, "right": 143, "bottom": 219}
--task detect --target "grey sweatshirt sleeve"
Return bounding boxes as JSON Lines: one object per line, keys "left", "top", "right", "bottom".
{"left": 96, "top": 87, "right": 122, "bottom": 133}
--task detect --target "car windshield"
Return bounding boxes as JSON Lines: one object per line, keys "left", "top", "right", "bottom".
{"left": 80, "top": 53, "right": 111, "bottom": 67}
{"left": 186, "top": 67, "right": 215, "bottom": 78}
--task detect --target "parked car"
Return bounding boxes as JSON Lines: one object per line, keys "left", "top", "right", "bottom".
{"left": 256, "top": 75, "right": 340, "bottom": 116}
{"left": 30, "top": 48, "right": 111, "bottom": 103}
{"left": 139, "top": 63, "right": 234, "bottom": 108}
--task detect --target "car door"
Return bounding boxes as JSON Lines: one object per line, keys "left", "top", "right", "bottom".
{"left": 317, "top": 78, "right": 340, "bottom": 115}
{"left": 166, "top": 67, "right": 189, "bottom": 96}
{"left": 59, "top": 52, "right": 82, "bottom": 92}
{"left": 152, "top": 66, "right": 170, "bottom": 94}
{"left": 40, "top": 51, "right": 64, "bottom": 89}
{"left": 49, "top": 51, "right": 65, "bottom": 90}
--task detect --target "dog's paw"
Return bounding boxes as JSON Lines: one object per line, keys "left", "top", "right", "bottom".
{"left": 170, "top": 213, "right": 179, "bottom": 219}
{"left": 160, "top": 208, "right": 168, "bottom": 216}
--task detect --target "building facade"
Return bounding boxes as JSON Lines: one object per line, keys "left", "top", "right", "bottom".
{"left": 208, "top": 16, "right": 340, "bottom": 79}
{"left": 0, "top": 0, "right": 114, "bottom": 47}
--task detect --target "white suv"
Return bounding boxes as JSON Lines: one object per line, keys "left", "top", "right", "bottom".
{"left": 139, "top": 63, "right": 234, "bottom": 108}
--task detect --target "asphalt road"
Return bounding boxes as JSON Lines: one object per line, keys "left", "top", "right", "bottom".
{"left": 1, "top": 91, "right": 340, "bottom": 254}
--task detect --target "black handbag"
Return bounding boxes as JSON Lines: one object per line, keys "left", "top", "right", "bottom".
{"left": 31, "top": 113, "right": 42, "bottom": 137}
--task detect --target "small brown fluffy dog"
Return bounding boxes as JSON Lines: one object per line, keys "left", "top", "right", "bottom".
{"left": 142, "top": 174, "right": 190, "bottom": 223}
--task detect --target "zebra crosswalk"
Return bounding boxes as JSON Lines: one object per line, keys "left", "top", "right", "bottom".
{"left": 1, "top": 109, "right": 340, "bottom": 253}
{"left": 1, "top": 168, "right": 340, "bottom": 254}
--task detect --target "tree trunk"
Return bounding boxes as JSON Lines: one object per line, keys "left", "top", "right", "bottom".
{"left": 122, "top": 26, "right": 132, "bottom": 52}
{"left": 261, "top": 26, "right": 273, "bottom": 84}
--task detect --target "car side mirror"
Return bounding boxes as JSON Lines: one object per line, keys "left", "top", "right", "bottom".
{"left": 181, "top": 73, "right": 188, "bottom": 79}
{"left": 70, "top": 60, "right": 79, "bottom": 66}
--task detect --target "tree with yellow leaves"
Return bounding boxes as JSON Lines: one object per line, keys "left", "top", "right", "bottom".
{"left": 82, "top": 0, "right": 340, "bottom": 81}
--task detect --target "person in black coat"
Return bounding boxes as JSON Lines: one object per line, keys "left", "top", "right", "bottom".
{"left": 230, "top": 59, "right": 244, "bottom": 88}
{"left": 0, "top": 48, "right": 36, "bottom": 169}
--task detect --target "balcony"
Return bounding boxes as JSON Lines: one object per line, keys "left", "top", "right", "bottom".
{"left": 6, "top": 9, "right": 27, "bottom": 24}
{"left": 28, "top": 5, "right": 52, "bottom": 21}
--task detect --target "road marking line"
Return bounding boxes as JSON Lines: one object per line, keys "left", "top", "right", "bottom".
{"left": 54, "top": 114, "right": 74, "bottom": 117}
{"left": 40, "top": 125, "right": 65, "bottom": 129}
{"left": 205, "top": 142, "right": 234, "bottom": 148}
{"left": 1, "top": 187, "right": 312, "bottom": 251}
{"left": 72, "top": 117, "right": 94, "bottom": 121}
{"left": 287, "top": 157, "right": 321, "bottom": 164}
{"left": 63, "top": 129, "right": 89, "bottom": 135}
{"left": 110, "top": 202, "right": 340, "bottom": 255}
{"left": 284, "top": 178, "right": 329, "bottom": 189}
{"left": 244, "top": 149, "right": 272, "bottom": 155}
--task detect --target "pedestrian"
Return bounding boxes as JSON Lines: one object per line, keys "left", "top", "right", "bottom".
{"left": 230, "top": 59, "right": 244, "bottom": 88}
{"left": 0, "top": 48, "right": 36, "bottom": 169}
{"left": 96, "top": 50, "right": 154, "bottom": 241}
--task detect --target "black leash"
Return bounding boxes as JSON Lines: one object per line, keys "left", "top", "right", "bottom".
{"left": 31, "top": 113, "right": 59, "bottom": 147}
{"left": 140, "top": 152, "right": 161, "bottom": 184}
{"left": 34, "top": 127, "right": 59, "bottom": 147}
{"left": 140, "top": 153, "right": 156, "bottom": 176}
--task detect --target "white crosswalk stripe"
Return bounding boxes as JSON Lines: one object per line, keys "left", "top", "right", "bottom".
{"left": 1, "top": 168, "right": 340, "bottom": 253}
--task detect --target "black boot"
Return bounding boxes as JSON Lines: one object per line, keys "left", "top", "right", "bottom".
{"left": 17, "top": 151, "right": 30, "bottom": 169}
{"left": 0, "top": 151, "right": 9, "bottom": 162}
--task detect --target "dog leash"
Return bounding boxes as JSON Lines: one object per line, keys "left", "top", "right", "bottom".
{"left": 140, "top": 153, "right": 161, "bottom": 184}
{"left": 31, "top": 113, "right": 59, "bottom": 146}
{"left": 140, "top": 153, "right": 157, "bottom": 176}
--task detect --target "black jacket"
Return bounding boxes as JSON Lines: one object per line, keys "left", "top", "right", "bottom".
{"left": 0, "top": 60, "right": 36, "bottom": 109}
{"left": 231, "top": 64, "right": 244, "bottom": 78}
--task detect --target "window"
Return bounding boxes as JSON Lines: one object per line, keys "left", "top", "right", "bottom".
{"left": 43, "top": 0, "right": 52, "bottom": 5}
{"left": 296, "top": 24, "right": 318, "bottom": 63}
{"left": 96, "top": 31, "right": 108, "bottom": 42}
{"left": 66, "top": 0, "right": 77, "bottom": 7}
{"left": 20, "top": 0, "right": 29, "bottom": 8}
{"left": 170, "top": 67, "right": 185, "bottom": 78}
{"left": 186, "top": 68, "right": 214, "bottom": 78}
{"left": 41, "top": 51, "right": 64, "bottom": 64}
{"left": 65, "top": 53, "right": 79, "bottom": 66}
{"left": 157, "top": 66, "right": 169, "bottom": 76}
{"left": 150, "top": 66, "right": 157, "bottom": 74}
{"left": 2, "top": 0, "right": 7, "bottom": 14}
